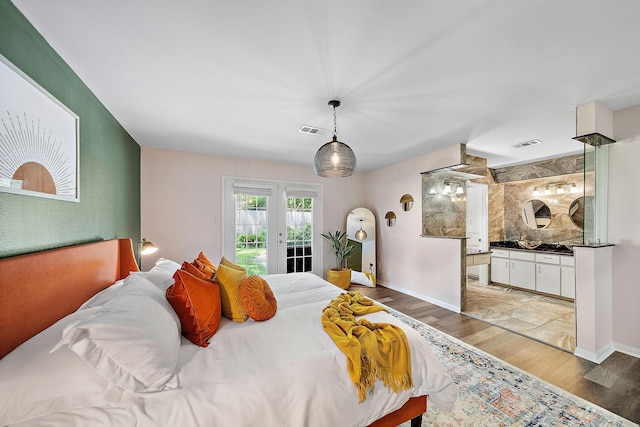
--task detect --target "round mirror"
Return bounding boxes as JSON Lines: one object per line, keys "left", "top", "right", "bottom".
{"left": 400, "top": 194, "right": 414, "bottom": 211}
{"left": 384, "top": 211, "right": 396, "bottom": 227}
{"left": 569, "top": 196, "right": 594, "bottom": 229}
{"left": 521, "top": 199, "right": 551, "bottom": 229}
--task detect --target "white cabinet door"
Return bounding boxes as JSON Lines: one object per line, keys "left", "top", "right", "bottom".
{"left": 536, "top": 263, "right": 561, "bottom": 295}
{"left": 491, "top": 257, "right": 510, "bottom": 284}
{"left": 561, "top": 266, "right": 576, "bottom": 298}
{"left": 510, "top": 260, "right": 535, "bottom": 290}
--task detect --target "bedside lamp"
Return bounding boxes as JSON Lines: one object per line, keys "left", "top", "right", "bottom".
{"left": 138, "top": 238, "right": 158, "bottom": 269}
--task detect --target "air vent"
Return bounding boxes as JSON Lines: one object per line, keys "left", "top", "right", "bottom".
{"left": 512, "top": 139, "right": 542, "bottom": 148}
{"left": 298, "top": 125, "right": 329, "bottom": 136}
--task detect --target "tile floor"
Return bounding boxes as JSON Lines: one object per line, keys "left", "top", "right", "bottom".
{"left": 464, "top": 280, "right": 576, "bottom": 352}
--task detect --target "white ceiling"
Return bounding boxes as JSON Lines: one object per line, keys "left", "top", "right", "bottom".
{"left": 12, "top": 0, "right": 640, "bottom": 170}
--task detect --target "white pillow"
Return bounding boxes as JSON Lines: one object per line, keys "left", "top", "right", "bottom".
{"left": 52, "top": 274, "right": 181, "bottom": 395}
{"left": 0, "top": 308, "right": 123, "bottom": 425}
{"left": 351, "top": 270, "right": 375, "bottom": 287}
{"left": 130, "top": 257, "right": 180, "bottom": 290}
{"left": 78, "top": 279, "right": 125, "bottom": 310}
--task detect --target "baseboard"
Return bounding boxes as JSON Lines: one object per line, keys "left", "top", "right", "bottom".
{"left": 614, "top": 342, "right": 640, "bottom": 360}
{"left": 574, "top": 342, "right": 616, "bottom": 364}
{"left": 377, "top": 280, "right": 461, "bottom": 313}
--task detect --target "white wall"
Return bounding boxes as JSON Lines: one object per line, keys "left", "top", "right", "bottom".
{"left": 363, "top": 146, "right": 465, "bottom": 312}
{"left": 141, "top": 145, "right": 464, "bottom": 312}
{"left": 141, "top": 127, "right": 640, "bottom": 353}
{"left": 609, "top": 105, "right": 640, "bottom": 355}
{"left": 140, "top": 147, "right": 366, "bottom": 272}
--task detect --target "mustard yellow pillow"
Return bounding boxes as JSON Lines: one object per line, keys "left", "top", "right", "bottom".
{"left": 219, "top": 256, "right": 245, "bottom": 271}
{"left": 214, "top": 263, "right": 248, "bottom": 322}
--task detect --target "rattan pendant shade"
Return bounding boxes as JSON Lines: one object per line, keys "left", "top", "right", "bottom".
{"left": 314, "top": 100, "right": 356, "bottom": 178}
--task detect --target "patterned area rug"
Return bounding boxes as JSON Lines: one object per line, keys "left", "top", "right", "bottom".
{"left": 389, "top": 309, "right": 638, "bottom": 427}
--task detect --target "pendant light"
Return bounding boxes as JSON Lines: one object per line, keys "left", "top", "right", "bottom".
{"left": 355, "top": 219, "right": 367, "bottom": 241}
{"left": 314, "top": 100, "right": 356, "bottom": 178}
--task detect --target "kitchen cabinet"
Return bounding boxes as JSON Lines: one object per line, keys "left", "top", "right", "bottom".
{"left": 490, "top": 249, "right": 510, "bottom": 285}
{"left": 489, "top": 247, "right": 575, "bottom": 299}
{"left": 535, "top": 254, "right": 561, "bottom": 295}
{"left": 509, "top": 251, "right": 536, "bottom": 290}
{"left": 510, "top": 259, "right": 536, "bottom": 290}
{"left": 467, "top": 252, "right": 491, "bottom": 266}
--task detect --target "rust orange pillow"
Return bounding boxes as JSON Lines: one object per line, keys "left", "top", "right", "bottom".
{"left": 193, "top": 251, "right": 217, "bottom": 279}
{"left": 240, "top": 275, "right": 278, "bottom": 321}
{"left": 213, "top": 263, "right": 248, "bottom": 322}
{"left": 181, "top": 261, "right": 209, "bottom": 281}
{"left": 166, "top": 269, "right": 221, "bottom": 347}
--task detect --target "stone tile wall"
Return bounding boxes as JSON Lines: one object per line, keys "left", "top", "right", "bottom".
{"left": 486, "top": 153, "right": 588, "bottom": 245}
{"left": 501, "top": 172, "right": 587, "bottom": 244}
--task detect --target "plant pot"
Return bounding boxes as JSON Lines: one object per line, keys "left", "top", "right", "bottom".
{"left": 326, "top": 268, "right": 351, "bottom": 290}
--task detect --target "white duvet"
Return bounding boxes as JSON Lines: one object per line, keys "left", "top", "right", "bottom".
{"left": 2, "top": 272, "right": 456, "bottom": 427}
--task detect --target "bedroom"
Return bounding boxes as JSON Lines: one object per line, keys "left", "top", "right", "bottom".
{"left": 1, "top": 1, "right": 639, "bottom": 425}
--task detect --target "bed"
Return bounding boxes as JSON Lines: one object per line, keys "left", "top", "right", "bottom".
{"left": 0, "top": 238, "right": 456, "bottom": 426}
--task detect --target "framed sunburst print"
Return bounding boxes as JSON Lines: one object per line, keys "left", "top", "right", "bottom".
{"left": 0, "top": 53, "right": 79, "bottom": 202}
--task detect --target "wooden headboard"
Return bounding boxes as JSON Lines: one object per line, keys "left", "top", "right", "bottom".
{"left": 0, "top": 238, "right": 138, "bottom": 359}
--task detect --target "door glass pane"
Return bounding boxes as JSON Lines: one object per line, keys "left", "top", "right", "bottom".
{"left": 286, "top": 197, "right": 312, "bottom": 273}
{"left": 235, "top": 194, "right": 267, "bottom": 275}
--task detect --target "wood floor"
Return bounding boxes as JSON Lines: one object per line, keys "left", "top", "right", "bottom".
{"left": 354, "top": 284, "right": 640, "bottom": 424}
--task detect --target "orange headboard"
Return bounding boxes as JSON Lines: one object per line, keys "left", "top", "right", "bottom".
{"left": 0, "top": 238, "right": 139, "bottom": 359}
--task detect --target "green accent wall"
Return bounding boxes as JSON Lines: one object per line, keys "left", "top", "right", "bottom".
{"left": 0, "top": 3, "right": 140, "bottom": 257}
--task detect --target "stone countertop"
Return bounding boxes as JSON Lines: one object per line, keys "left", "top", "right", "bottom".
{"left": 490, "top": 241, "right": 575, "bottom": 256}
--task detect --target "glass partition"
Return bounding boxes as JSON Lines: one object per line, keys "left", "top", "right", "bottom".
{"left": 583, "top": 143, "right": 609, "bottom": 245}
{"left": 421, "top": 171, "right": 468, "bottom": 237}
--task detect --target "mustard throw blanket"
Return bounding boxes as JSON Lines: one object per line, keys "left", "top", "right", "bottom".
{"left": 321, "top": 292, "right": 412, "bottom": 402}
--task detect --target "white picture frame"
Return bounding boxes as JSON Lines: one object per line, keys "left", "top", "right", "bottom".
{"left": 0, "top": 53, "right": 79, "bottom": 202}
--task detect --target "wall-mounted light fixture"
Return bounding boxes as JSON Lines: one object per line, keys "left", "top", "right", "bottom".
{"left": 137, "top": 238, "right": 158, "bottom": 268}
{"left": 440, "top": 181, "right": 464, "bottom": 196}
{"left": 532, "top": 182, "right": 578, "bottom": 197}
{"left": 442, "top": 181, "right": 452, "bottom": 195}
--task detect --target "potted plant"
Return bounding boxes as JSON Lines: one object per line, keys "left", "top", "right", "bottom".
{"left": 321, "top": 230, "right": 355, "bottom": 289}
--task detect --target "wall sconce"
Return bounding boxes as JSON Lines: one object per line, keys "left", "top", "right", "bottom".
{"left": 441, "top": 181, "right": 464, "bottom": 196}
{"left": 532, "top": 182, "right": 578, "bottom": 197}
{"left": 384, "top": 211, "right": 396, "bottom": 227}
{"left": 138, "top": 238, "right": 158, "bottom": 268}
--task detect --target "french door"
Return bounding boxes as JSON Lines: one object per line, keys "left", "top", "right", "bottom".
{"left": 223, "top": 177, "right": 322, "bottom": 276}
